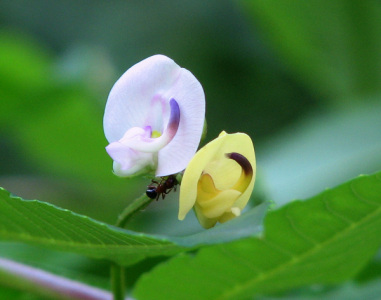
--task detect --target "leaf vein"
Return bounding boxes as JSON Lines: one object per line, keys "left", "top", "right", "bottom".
{"left": 218, "top": 198, "right": 381, "bottom": 299}
{"left": 322, "top": 195, "right": 354, "bottom": 224}
{"left": 285, "top": 206, "right": 319, "bottom": 245}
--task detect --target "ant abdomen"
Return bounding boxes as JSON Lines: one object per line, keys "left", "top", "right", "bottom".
{"left": 146, "top": 175, "right": 178, "bottom": 200}
{"left": 146, "top": 188, "right": 158, "bottom": 199}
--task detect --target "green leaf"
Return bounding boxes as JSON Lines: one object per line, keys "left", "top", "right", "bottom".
{"left": 0, "top": 188, "right": 267, "bottom": 266}
{"left": 0, "top": 286, "right": 25, "bottom": 300}
{"left": 257, "top": 279, "right": 381, "bottom": 300}
{"left": 0, "top": 188, "right": 180, "bottom": 266}
{"left": 133, "top": 172, "right": 381, "bottom": 300}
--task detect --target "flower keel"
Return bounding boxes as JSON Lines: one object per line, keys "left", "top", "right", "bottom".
{"left": 115, "top": 98, "right": 180, "bottom": 154}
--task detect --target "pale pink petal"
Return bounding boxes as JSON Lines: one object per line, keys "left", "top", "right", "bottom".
{"left": 103, "top": 55, "right": 181, "bottom": 143}
{"left": 105, "top": 127, "right": 154, "bottom": 176}
{"left": 156, "top": 68, "right": 205, "bottom": 176}
{"left": 125, "top": 99, "right": 180, "bottom": 153}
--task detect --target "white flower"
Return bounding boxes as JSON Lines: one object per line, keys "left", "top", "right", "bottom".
{"left": 103, "top": 55, "right": 205, "bottom": 177}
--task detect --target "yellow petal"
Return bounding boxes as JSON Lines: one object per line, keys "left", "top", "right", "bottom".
{"left": 196, "top": 189, "right": 241, "bottom": 218}
{"left": 178, "top": 134, "right": 226, "bottom": 220}
{"left": 194, "top": 205, "right": 218, "bottom": 229}
{"left": 231, "top": 207, "right": 241, "bottom": 216}
{"left": 218, "top": 210, "right": 239, "bottom": 224}
{"left": 228, "top": 152, "right": 253, "bottom": 194}
{"left": 204, "top": 133, "right": 256, "bottom": 192}
{"left": 198, "top": 173, "right": 219, "bottom": 196}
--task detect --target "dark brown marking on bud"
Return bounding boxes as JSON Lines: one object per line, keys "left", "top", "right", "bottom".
{"left": 226, "top": 152, "right": 253, "bottom": 176}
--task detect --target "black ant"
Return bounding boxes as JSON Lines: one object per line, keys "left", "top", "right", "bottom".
{"left": 146, "top": 175, "right": 178, "bottom": 200}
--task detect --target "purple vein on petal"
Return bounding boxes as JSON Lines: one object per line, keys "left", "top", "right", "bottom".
{"left": 166, "top": 98, "right": 180, "bottom": 140}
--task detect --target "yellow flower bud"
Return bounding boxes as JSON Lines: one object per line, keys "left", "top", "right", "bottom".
{"left": 178, "top": 131, "right": 256, "bottom": 228}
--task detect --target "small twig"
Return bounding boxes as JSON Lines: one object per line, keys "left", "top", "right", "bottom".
{"left": 115, "top": 193, "right": 154, "bottom": 228}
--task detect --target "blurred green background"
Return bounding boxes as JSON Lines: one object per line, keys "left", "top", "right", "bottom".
{"left": 0, "top": 0, "right": 381, "bottom": 298}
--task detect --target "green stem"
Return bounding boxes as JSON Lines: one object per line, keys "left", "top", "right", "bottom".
{"left": 111, "top": 193, "right": 154, "bottom": 300}
{"left": 115, "top": 193, "right": 154, "bottom": 228}
{"left": 111, "top": 263, "right": 125, "bottom": 300}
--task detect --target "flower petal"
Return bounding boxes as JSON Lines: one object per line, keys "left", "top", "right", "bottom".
{"left": 156, "top": 67, "right": 205, "bottom": 176}
{"left": 204, "top": 132, "right": 256, "bottom": 210}
{"left": 178, "top": 131, "right": 256, "bottom": 224}
{"left": 178, "top": 135, "right": 225, "bottom": 220}
{"left": 106, "top": 142, "right": 154, "bottom": 177}
{"left": 194, "top": 206, "right": 218, "bottom": 229}
{"left": 226, "top": 152, "right": 254, "bottom": 193}
{"left": 103, "top": 55, "right": 181, "bottom": 143}
{"left": 196, "top": 189, "right": 241, "bottom": 218}
{"left": 123, "top": 98, "right": 180, "bottom": 153}
{"left": 218, "top": 210, "right": 240, "bottom": 224}
{"left": 104, "top": 54, "right": 205, "bottom": 177}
